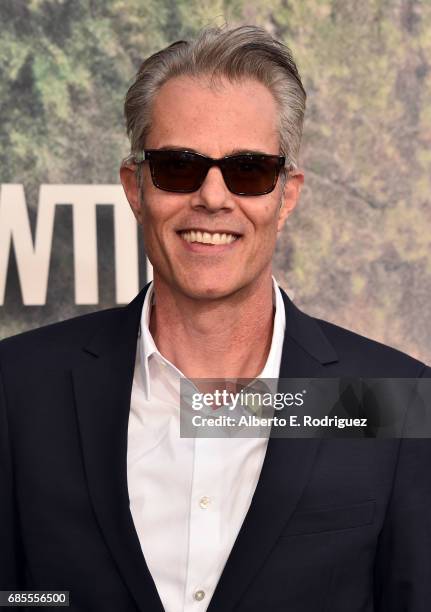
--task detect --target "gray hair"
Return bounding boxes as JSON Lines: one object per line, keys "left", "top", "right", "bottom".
{"left": 124, "top": 24, "right": 306, "bottom": 190}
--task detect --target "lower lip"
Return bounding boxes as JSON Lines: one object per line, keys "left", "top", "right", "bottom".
{"left": 177, "top": 233, "right": 241, "bottom": 253}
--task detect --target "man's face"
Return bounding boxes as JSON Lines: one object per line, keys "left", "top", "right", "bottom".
{"left": 121, "top": 75, "right": 303, "bottom": 300}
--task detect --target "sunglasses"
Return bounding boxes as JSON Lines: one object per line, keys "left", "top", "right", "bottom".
{"left": 123, "top": 149, "right": 286, "bottom": 196}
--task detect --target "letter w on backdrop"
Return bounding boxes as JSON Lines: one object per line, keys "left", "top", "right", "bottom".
{"left": 0, "top": 184, "right": 150, "bottom": 306}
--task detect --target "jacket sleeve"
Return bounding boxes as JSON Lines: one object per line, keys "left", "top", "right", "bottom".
{"left": 374, "top": 365, "right": 431, "bottom": 611}
{"left": 0, "top": 364, "right": 24, "bottom": 589}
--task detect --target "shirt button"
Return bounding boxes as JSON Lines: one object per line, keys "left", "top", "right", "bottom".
{"left": 199, "top": 496, "right": 211, "bottom": 509}
{"left": 194, "top": 590, "right": 205, "bottom": 601}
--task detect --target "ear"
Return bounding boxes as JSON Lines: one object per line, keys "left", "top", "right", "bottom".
{"left": 120, "top": 165, "right": 143, "bottom": 225}
{"left": 277, "top": 171, "right": 304, "bottom": 233}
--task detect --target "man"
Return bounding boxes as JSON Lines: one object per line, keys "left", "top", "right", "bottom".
{"left": 1, "top": 24, "right": 430, "bottom": 612}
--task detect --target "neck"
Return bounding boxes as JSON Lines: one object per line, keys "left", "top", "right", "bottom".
{"left": 149, "top": 272, "right": 275, "bottom": 379}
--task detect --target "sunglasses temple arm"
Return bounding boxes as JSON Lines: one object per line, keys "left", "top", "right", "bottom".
{"left": 122, "top": 151, "right": 147, "bottom": 166}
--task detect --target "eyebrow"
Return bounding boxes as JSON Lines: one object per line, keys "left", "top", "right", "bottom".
{"left": 156, "top": 145, "right": 275, "bottom": 156}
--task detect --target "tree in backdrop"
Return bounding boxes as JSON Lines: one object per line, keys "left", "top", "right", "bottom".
{"left": 0, "top": 0, "right": 430, "bottom": 362}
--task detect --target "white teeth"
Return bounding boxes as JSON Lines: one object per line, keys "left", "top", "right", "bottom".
{"left": 180, "top": 230, "right": 238, "bottom": 245}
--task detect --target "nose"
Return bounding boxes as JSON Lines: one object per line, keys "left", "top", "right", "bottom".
{"left": 191, "top": 166, "right": 234, "bottom": 212}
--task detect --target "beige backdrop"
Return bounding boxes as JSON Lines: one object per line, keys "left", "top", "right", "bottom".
{"left": 0, "top": 0, "right": 430, "bottom": 364}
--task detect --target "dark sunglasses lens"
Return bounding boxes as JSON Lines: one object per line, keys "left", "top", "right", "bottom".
{"left": 222, "top": 156, "right": 281, "bottom": 195}
{"left": 149, "top": 151, "right": 207, "bottom": 192}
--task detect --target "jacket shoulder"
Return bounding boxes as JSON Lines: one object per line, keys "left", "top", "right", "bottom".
{"left": 314, "top": 315, "right": 427, "bottom": 377}
{"left": 0, "top": 307, "right": 124, "bottom": 363}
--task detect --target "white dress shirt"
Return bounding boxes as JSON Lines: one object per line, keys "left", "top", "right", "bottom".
{"left": 127, "top": 278, "right": 286, "bottom": 611}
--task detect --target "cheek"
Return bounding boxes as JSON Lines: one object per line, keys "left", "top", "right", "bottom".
{"left": 250, "top": 200, "right": 281, "bottom": 236}
{"left": 139, "top": 206, "right": 156, "bottom": 243}
{"left": 139, "top": 202, "right": 166, "bottom": 260}
{"left": 256, "top": 202, "right": 281, "bottom": 247}
{"left": 139, "top": 197, "right": 182, "bottom": 255}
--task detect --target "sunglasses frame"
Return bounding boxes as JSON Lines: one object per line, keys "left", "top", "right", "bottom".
{"left": 122, "top": 149, "right": 287, "bottom": 196}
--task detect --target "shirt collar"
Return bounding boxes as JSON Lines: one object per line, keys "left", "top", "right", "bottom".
{"left": 257, "top": 276, "right": 286, "bottom": 379}
{"left": 139, "top": 276, "right": 287, "bottom": 400}
{"left": 138, "top": 282, "right": 158, "bottom": 401}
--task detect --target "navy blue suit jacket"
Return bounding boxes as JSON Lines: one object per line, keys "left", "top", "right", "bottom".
{"left": 1, "top": 283, "right": 430, "bottom": 611}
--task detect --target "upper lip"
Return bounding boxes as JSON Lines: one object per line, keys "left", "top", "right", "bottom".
{"left": 177, "top": 228, "right": 242, "bottom": 235}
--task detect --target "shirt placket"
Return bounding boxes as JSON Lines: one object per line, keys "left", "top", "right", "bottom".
{"left": 184, "top": 436, "right": 224, "bottom": 611}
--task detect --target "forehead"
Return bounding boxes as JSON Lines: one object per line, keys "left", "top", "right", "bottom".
{"left": 146, "top": 75, "right": 280, "bottom": 154}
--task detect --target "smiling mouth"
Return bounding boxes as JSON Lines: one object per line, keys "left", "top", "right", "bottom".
{"left": 178, "top": 230, "right": 240, "bottom": 245}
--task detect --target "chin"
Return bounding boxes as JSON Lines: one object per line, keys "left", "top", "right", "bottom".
{"left": 179, "top": 278, "right": 239, "bottom": 301}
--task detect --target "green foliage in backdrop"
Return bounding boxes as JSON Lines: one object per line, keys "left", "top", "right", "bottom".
{"left": 1, "top": 0, "right": 430, "bottom": 362}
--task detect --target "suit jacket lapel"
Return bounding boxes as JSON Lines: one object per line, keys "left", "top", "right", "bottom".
{"left": 207, "top": 288, "right": 339, "bottom": 612}
{"left": 72, "top": 284, "right": 165, "bottom": 612}
{"left": 72, "top": 283, "right": 339, "bottom": 612}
